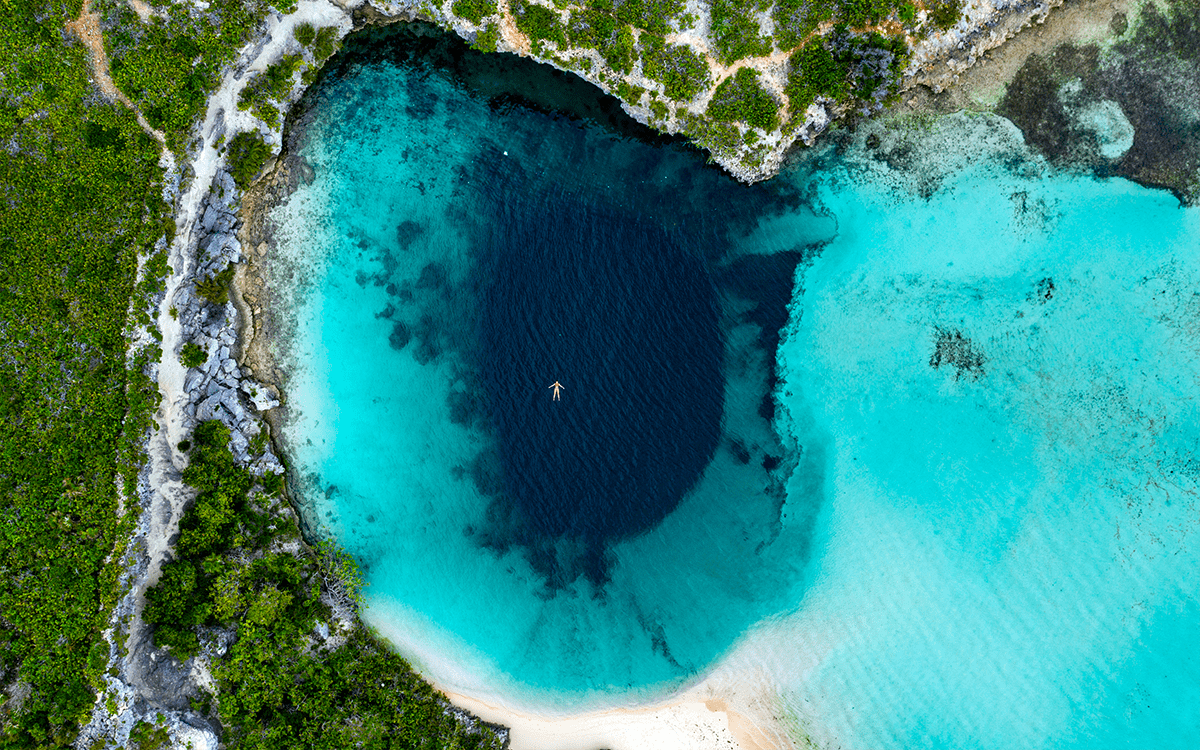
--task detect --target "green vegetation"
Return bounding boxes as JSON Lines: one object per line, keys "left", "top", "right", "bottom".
{"left": 0, "top": 0, "right": 174, "bottom": 744}
{"left": 927, "top": 0, "right": 965, "bottom": 30}
{"left": 642, "top": 36, "right": 711, "bottom": 101}
{"left": 293, "top": 21, "right": 317, "bottom": 46}
{"left": 837, "top": 0, "right": 895, "bottom": 27}
{"left": 226, "top": 131, "right": 273, "bottom": 189}
{"left": 706, "top": 68, "right": 780, "bottom": 130}
{"left": 143, "top": 422, "right": 506, "bottom": 749}
{"left": 773, "top": 0, "right": 835, "bottom": 49}
{"left": 312, "top": 26, "right": 340, "bottom": 61}
{"left": 650, "top": 98, "right": 670, "bottom": 121}
{"left": 472, "top": 21, "right": 503, "bottom": 52}
{"left": 589, "top": 0, "right": 684, "bottom": 36}
{"left": 128, "top": 719, "right": 171, "bottom": 750}
{"left": 100, "top": 0, "right": 270, "bottom": 153}
{"left": 180, "top": 343, "right": 208, "bottom": 369}
{"left": 567, "top": 10, "right": 637, "bottom": 73}
{"left": 453, "top": 0, "right": 499, "bottom": 24}
{"left": 238, "top": 53, "right": 303, "bottom": 129}
{"left": 196, "top": 264, "right": 237, "bottom": 306}
{"left": 785, "top": 32, "right": 908, "bottom": 112}
{"left": 709, "top": 0, "right": 773, "bottom": 64}
{"left": 512, "top": 0, "right": 568, "bottom": 47}
{"left": 785, "top": 37, "right": 851, "bottom": 110}
{"left": 615, "top": 81, "right": 647, "bottom": 103}
{"left": 680, "top": 112, "right": 744, "bottom": 157}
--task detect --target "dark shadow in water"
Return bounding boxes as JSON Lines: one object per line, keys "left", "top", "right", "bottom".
{"left": 467, "top": 189, "right": 724, "bottom": 589}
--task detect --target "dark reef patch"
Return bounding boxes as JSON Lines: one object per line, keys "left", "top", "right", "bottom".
{"left": 998, "top": 2, "right": 1200, "bottom": 202}
{"left": 930, "top": 327, "right": 986, "bottom": 380}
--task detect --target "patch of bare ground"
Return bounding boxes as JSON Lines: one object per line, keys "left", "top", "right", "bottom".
{"left": 65, "top": 0, "right": 165, "bottom": 143}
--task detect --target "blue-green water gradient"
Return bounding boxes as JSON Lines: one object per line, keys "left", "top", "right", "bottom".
{"left": 267, "top": 26, "right": 1200, "bottom": 747}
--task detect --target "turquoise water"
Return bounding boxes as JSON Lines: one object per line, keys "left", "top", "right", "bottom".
{"left": 267, "top": 26, "right": 1200, "bottom": 747}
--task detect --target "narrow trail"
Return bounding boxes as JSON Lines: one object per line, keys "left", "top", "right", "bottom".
{"left": 65, "top": 0, "right": 165, "bottom": 145}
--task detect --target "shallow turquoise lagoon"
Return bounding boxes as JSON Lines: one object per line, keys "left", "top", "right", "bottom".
{"left": 267, "top": 26, "right": 1200, "bottom": 748}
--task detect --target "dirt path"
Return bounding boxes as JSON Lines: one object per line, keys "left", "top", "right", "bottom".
{"left": 65, "top": 0, "right": 164, "bottom": 144}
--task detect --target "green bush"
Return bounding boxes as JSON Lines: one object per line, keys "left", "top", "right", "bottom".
{"left": 706, "top": 68, "right": 781, "bottom": 130}
{"left": 473, "top": 22, "right": 503, "bottom": 52}
{"left": 312, "top": 26, "right": 340, "bottom": 61}
{"left": 453, "top": 0, "right": 498, "bottom": 23}
{"left": 642, "top": 36, "right": 711, "bottom": 101}
{"left": 237, "top": 53, "right": 303, "bottom": 127}
{"left": 681, "top": 114, "right": 744, "bottom": 157}
{"left": 927, "top": 0, "right": 964, "bottom": 29}
{"left": 226, "top": 131, "right": 272, "bottom": 188}
{"left": 773, "top": 0, "right": 836, "bottom": 49}
{"left": 568, "top": 10, "right": 637, "bottom": 73}
{"left": 260, "top": 471, "right": 285, "bottom": 496}
{"left": 709, "top": 0, "right": 773, "bottom": 64}
{"left": 785, "top": 38, "right": 850, "bottom": 110}
{"left": 512, "top": 0, "right": 568, "bottom": 46}
{"left": 587, "top": 0, "right": 684, "bottom": 36}
{"left": 195, "top": 264, "right": 236, "bottom": 306}
{"left": 838, "top": 0, "right": 895, "bottom": 26}
{"left": 293, "top": 22, "right": 316, "bottom": 46}
{"left": 129, "top": 720, "right": 171, "bottom": 750}
{"left": 180, "top": 342, "right": 207, "bottom": 368}
{"left": 619, "top": 81, "right": 647, "bottom": 102}
{"left": 785, "top": 32, "right": 909, "bottom": 112}
{"left": 650, "top": 99, "right": 670, "bottom": 121}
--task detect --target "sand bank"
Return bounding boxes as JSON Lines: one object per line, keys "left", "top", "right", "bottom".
{"left": 443, "top": 686, "right": 786, "bottom": 750}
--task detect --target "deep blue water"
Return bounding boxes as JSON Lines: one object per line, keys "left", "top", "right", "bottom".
{"left": 471, "top": 192, "right": 724, "bottom": 583}
{"left": 266, "top": 23, "right": 1200, "bottom": 748}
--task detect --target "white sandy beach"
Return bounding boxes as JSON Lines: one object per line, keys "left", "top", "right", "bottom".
{"left": 444, "top": 682, "right": 788, "bottom": 750}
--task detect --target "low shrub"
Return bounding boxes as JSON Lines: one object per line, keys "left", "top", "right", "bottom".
{"left": 709, "top": 0, "right": 773, "bottom": 64}
{"left": 785, "top": 32, "right": 909, "bottom": 112}
{"left": 293, "top": 22, "right": 316, "bottom": 46}
{"left": 512, "top": 0, "right": 568, "bottom": 46}
{"left": 706, "top": 68, "right": 781, "bottom": 130}
{"left": 180, "top": 342, "right": 207, "bottom": 368}
{"left": 568, "top": 10, "right": 637, "bottom": 73}
{"left": 773, "top": 0, "right": 836, "bottom": 49}
{"left": 312, "top": 26, "right": 340, "bottom": 61}
{"left": 226, "top": 131, "right": 272, "bottom": 188}
{"left": 642, "top": 36, "right": 711, "bottom": 101}
{"left": 473, "top": 22, "right": 502, "bottom": 52}
{"left": 785, "top": 38, "right": 850, "bottom": 110}
{"left": 837, "top": 0, "right": 895, "bottom": 26}
{"left": 453, "top": 0, "right": 498, "bottom": 24}
{"left": 195, "top": 264, "right": 236, "bottom": 306}
{"left": 587, "top": 0, "right": 683, "bottom": 36}
{"left": 927, "top": 0, "right": 964, "bottom": 29}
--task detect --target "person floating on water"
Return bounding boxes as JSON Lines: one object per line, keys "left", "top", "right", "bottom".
{"left": 548, "top": 381, "right": 564, "bottom": 401}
